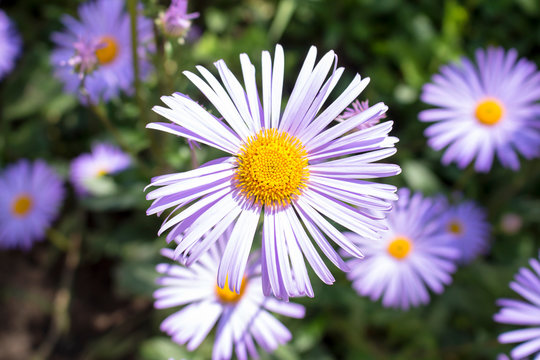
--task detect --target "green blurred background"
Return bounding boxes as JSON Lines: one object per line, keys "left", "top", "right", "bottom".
{"left": 1, "top": 0, "right": 540, "bottom": 359}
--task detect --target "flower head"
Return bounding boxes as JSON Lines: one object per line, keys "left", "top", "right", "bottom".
{"left": 344, "top": 188, "right": 460, "bottom": 309}
{"left": 337, "top": 100, "right": 386, "bottom": 130}
{"left": 0, "top": 10, "right": 21, "bottom": 80}
{"left": 70, "top": 143, "right": 131, "bottom": 195}
{"left": 494, "top": 253, "right": 540, "bottom": 360}
{"left": 442, "top": 200, "right": 491, "bottom": 264}
{"left": 420, "top": 47, "right": 540, "bottom": 172}
{"left": 154, "top": 232, "right": 305, "bottom": 360}
{"left": 159, "top": 0, "right": 199, "bottom": 38}
{"left": 0, "top": 160, "right": 64, "bottom": 250}
{"left": 146, "top": 45, "right": 401, "bottom": 300}
{"left": 51, "top": 0, "right": 154, "bottom": 103}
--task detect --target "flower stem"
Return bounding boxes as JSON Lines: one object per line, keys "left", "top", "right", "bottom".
{"left": 127, "top": 0, "right": 145, "bottom": 129}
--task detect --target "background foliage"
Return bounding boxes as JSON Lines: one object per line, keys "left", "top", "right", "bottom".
{"left": 1, "top": 0, "right": 540, "bottom": 359}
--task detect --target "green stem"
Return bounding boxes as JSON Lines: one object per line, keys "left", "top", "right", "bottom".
{"left": 127, "top": 0, "right": 144, "bottom": 129}
{"left": 268, "top": 0, "right": 297, "bottom": 43}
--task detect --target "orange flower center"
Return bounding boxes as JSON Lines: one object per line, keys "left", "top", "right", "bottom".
{"left": 215, "top": 276, "right": 247, "bottom": 304}
{"left": 11, "top": 194, "right": 34, "bottom": 218}
{"left": 95, "top": 36, "right": 119, "bottom": 64}
{"left": 475, "top": 99, "right": 504, "bottom": 126}
{"left": 448, "top": 220, "right": 463, "bottom": 235}
{"left": 387, "top": 236, "right": 413, "bottom": 260}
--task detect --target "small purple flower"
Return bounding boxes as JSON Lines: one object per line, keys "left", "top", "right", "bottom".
{"left": 146, "top": 45, "right": 401, "bottom": 300}
{"left": 159, "top": 0, "right": 199, "bottom": 38}
{"left": 51, "top": 0, "right": 154, "bottom": 104}
{"left": 154, "top": 231, "right": 305, "bottom": 360}
{"left": 494, "top": 252, "right": 540, "bottom": 360}
{"left": 0, "top": 160, "right": 64, "bottom": 250}
{"left": 0, "top": 10, "right": 21, "bottom": 80}
{"left": 337, "top": 100, "right": 387, "bottom": 130}
{"left": 442, "top": 200, "right": 491, "bottom": 264}
{"left": 420, "top": 47, "right": 540, "bottom": 172}
{"left": 70, "top": 143, "right": 131, "bottom": 195}
{"left": 344, "top": 188, "right": 460, "bottom": 310}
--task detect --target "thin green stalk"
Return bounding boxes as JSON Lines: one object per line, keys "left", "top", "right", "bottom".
{"left": 127, "top": 0, "right": 144, "bottom": 129}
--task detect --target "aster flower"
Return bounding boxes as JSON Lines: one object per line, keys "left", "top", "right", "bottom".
{"left": 337, "top": 99, "right": 386, "bottom": 130}
{"left": 159, "top": 0, "right": 199, "bottom": 38}
{"left": 442, "top": 200, "right": 491, "bottom": 264}
{"left": 70, "top": 143, "right": 131, "bottom": 195}
{"left": 494, "top": 253, "right": 540, "bottom": 360}
{"left": 419, "top": 47, "right": 540, "bottom": 172}
{"left": 344, "top": 188, "right": 460, "bottom": 309}
{"left": 154, "top": 232, "right": 305, "bottom": 360}
{"left": 51, "top": 0, "right": 154, "bottom": 103}
{"left": 146, "top": 45, "right": 401, "bottom": 300}
{"left": 0, "top": 10, "right": 21, "bottom": 80}
{"left": 0, "top": 160, "right": 64, "bottom": 250}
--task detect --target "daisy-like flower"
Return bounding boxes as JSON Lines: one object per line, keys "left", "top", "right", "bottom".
{"left": 344, "top": 188, "right": 460, "bottom": 309}
{"left": 442, "top": 200, "right": 491, "bottom": 264}
{"left": 0, "top": 160, "right": 64, "bottom": 250}
{"left": 51, "top": 0, "right": 154, "bottom": 103}
{"left": 146, "top": 45, "right": 401, "bottom": 300}
{"left": 154, "top": 232, "right": 305, "bottom": 360}
{"left": 158, "top": 0, "right": 199, "bottom": 38}
{"left": 419, "top": 47, "right": 540, "bottom": 172}
{"left": 337, "top": 99, "right": 386, "bottom": 130}
{"left": 494, "top": 253, "right": 540, "bottom": 360}
{"left": 0, "top": 10, "right": 21, "bottom": 80}
{"left": 70, "top": 143, "right": 131, "bottom": 195}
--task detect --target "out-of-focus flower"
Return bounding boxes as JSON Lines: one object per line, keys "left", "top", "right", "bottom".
{"left": 501, "top": 213, "right": 523, "bottom": 235}
{"left": 154, "top": 231, "right": 305, "bottom": 360}
{"left": 158, "top": 0, "right": 199, "bottom": 38}
{"left": 0, "top": 10, "right": 21, "bottom": 80}
{"left": 146, "top": 45, "right": 401, "bottom": 300}
{"left": 70, "top": 143, "right": 131, "bottom": 195}
{"left": 51, "top": 0, "right": 154, "bottom": 103}
{"left": 0, "top": 160, "right": 64, "bottom": 250}
{"left": 494, "top": 252, "right": 540, "bottom": 359}
{"left": 442, "top": 200, "right": 491, "bottom": 264}
{"left": 344, "top": 188, "right": 460, "bottom": 310}
{"left": 419, "top": 47, "right": 540, "bottom": 172}
{"left": 336, "top": 100, "right": 387, "bottom": 130}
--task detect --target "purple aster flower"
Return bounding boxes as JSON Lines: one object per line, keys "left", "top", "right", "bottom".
{"left": 0, "top": 160, "right": 64, "bottom": 250}
{"left": 344, "top": 188, "right": 460, "bottom": 310}
{"left": 337, "top": 100, "right": 387, "bottom": 130}
{"left": 0, "top": 10, "right": 21, "bottom": 80}
{"left": 159, "top": 0, "right": 199, "bottom": 38}
{"left": 419, "top": 47, "right": 540, "bottom": 172}
{"left": 494, "top": 253, "right": 540, "bottom": 360}
{"left": 51, "top": 0, "right": 154, "bottom": 104}
{"left": 70, "top": 143, "right": 131, "bottom": 195}
{"left": 146, "top": 45, "right": 401, "bottom": 300}
{"left": 154, "top": 232, "right": 305, "bottom": 360}
{"left": 442, "top": 200, "right": 491, "bottom": 264}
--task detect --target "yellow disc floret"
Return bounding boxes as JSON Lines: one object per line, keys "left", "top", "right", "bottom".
{"left": 387, "top": 236, "right": 413, "bottom": 260}
{"left": 215, "top": 276, "right": 247, "bottom": 304}
{"left": 235, "top": 128, "right": 309, "bottom": 207}
{"left": 448, "top": 220, "right": 463, "bottom": 235}
{"left": 11, "top": 194, "right": 34, "bottom": 218}
{"left": 475, "top": 98, "right": 504, "bottom": 126}
{"left": 96, "top": 169, "right": 108, "bottom": 177}
{"left": 96, "top": 36, "right": 119, "bottom": 64}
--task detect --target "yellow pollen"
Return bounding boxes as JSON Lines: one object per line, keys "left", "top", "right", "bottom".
{"left": 96, "top": 169, "right": 108, "bottom": 177}
{"left": 475, "top": 99, "right": 504, "bottom": 126}
{"left": 235, "top": 129, "right": 309, "bottom": 207}
{"left": 11, "top": 194, "right": 33, "bottom": 218}
{"left": 387, "top": 236, "right": 413, "bottom": 260}
{"left": 95, "top": 36, "right": 119, "bottom": 64}
{"left": 215, "top": 276, "right": 247, "bottom": 304}
{"left": 448, "top": 220, "right": 463, "bottom": 235}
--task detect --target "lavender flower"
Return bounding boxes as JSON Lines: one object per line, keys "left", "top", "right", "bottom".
{"left": 51, "top": 0, "right": 154, "bottom": 103}
{"left": 337, "top": 99, "right": 387, "bottom": 130}
{"left": 146, "top": 45, "right": 401, "bottom": 300}
{"left": 0, "top": 160, "right": 64, "bottom": 250}
{"left": 344, "top": 189, "right": 460, "bottom": 309}
{"left": 0, "top": 10, "right": 21, "bottom": 80}
{"left": 159, "top": 0, "right": 199, "bottom": 38}
{"left": 420, "top": 47, "right": 540, "bottom": 172}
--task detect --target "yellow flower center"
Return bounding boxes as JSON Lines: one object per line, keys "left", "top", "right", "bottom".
{"left": 475, "top": 99, "right": 504, "bottom": 126}
{"left": 11, "top": 194, "right": 34, "bottom": 218}
{"left": 95, "top": 36, "right": 119, "bottom": 64}
{"left": 387, "top": 236, "right": 413, "bottom": 260}
{"left": 215, "top": 276, "right": 247, "bottom": 304}
{"left": 96, "top": 169, "right": 108, "bottom": 177}
{"left": 448, "top": 220, "right": 463, "bottom": 235}
{"left": 235, "top": 129, "right": 309, "bottom": 207}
